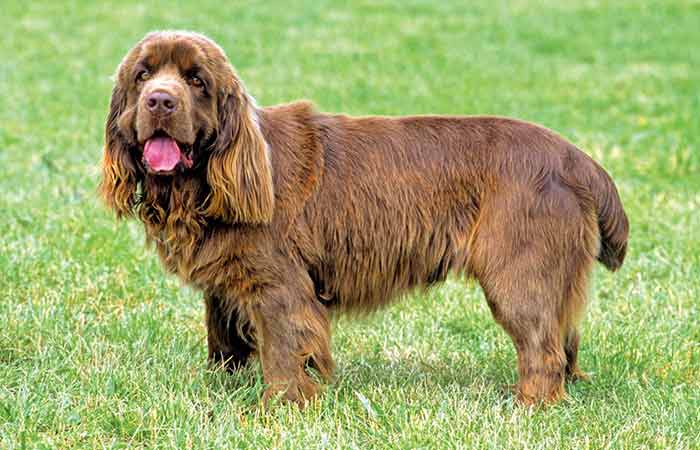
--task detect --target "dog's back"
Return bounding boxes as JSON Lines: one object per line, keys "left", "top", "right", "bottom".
{"left": 293, "top": 110, "right": 628, "bottom": 316}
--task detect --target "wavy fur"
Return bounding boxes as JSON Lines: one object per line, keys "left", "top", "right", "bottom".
{"left": 99, "top": 84, "right": 139, "bottom": 217}
{"left": 204, "top": 84, "right": 274, "bottom": 224}
{"left": 100, "top": 31, "right": 629, "bottom": 408}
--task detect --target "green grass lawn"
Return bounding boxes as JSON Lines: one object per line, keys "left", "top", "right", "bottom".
{"left": 1, "top": 0, "right": 699, "bottom": 448}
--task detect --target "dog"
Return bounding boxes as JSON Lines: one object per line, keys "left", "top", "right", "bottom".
{"left": 100, "top": 31, "right": 629, "bottom": 406}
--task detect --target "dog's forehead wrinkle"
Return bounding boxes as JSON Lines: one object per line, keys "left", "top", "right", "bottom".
{"left": 172, "top": 44, "right": 204, "bottom": 69}
{"left": 130, "top": 31, "right": 235, "bottom": 89}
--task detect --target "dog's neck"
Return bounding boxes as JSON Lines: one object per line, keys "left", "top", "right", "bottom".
{"left": 138, "top": 174, "right": 209, "bottom": 278}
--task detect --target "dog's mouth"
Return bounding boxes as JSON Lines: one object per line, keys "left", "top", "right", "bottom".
{"left": 142, "top": 130, "right": 194, "bottom": 174}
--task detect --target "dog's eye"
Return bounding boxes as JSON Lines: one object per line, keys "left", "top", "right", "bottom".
{"left": 188, "top": 76, "right": 204, "bottom": 88}
{"left": 136, "top": 70, "right": 150, "bottom": 83}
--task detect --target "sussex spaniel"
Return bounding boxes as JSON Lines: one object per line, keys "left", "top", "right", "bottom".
{"left": 100, "top": 31, "right": 629, "bottom": 407}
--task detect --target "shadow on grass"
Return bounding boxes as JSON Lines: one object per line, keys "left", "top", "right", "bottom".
{"left": 202, "top": 349, "right": 518, "bottom": 411}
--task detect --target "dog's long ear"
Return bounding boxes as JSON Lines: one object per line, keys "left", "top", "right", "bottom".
{"left": 99, "top": 84, "right": 139, "bottom": 218}
{"left": 203, "top": 83, "right": 274, "bottom": 224}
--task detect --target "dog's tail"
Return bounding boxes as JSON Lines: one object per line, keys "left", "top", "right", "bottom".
{"left": 578, "top": 156, "right": 629, "bottom": 271}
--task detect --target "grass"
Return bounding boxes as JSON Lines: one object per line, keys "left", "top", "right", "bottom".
{"left": 1, "top": 0, "right": 699, "bottom": 448}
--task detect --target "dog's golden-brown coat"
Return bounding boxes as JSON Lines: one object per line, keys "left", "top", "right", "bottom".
{"left": 100, "top": 31, "right": 629, "bottom": 406}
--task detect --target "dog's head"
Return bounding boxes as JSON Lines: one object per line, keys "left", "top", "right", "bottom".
{"left": 100, "top": 31, "right": 274, "bottom": 224}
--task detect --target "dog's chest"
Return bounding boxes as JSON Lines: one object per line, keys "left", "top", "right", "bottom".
{"left": 148, "top": 215, "right": 206, "bottom": 284}
{"left": 150, "top": 219, "right": 267, "bottom": 298}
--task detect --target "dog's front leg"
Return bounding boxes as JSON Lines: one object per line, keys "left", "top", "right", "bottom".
{"left": 248, "top": 271, "right": 334, "bottom": 407}
{"left": 205, "top": 293, "right": 256, "bottom": 372}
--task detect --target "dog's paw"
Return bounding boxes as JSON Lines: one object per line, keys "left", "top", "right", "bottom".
{"left": 262, "top": 379, "right": 319, "bottom": 409}
{"left": 566, "top": 368, "right": 591, "bottom": 383}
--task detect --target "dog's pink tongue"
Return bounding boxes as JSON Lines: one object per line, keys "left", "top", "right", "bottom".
{"left": 143, "top": 137, "right": 181, "bottom": 172}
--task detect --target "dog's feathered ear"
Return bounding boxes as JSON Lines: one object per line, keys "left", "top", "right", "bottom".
{"left": 203, "top": 82, "right": 274, "bottom": 224}
{"left": 99, "top": 84, "right": 139, "bottom": 218}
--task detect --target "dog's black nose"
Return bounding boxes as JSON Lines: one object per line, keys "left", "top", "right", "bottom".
{"left": 145, "top": 91, "right": 177, "bottom": 115}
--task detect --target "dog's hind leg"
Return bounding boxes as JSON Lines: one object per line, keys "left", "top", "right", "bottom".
{"left": 205, "top": 293, "right": 256, "bottom": 372}
{"left": 470, "top": 184, "right": 597, "bottom": 405}
{"left": 480, "top": 269, "right": 569, "bottom": 405}
{"left": 562, "top": 259, "right": 594, "bottom": 383}
{"left": 564, "top": 327, "right": 590, "bottom": 382}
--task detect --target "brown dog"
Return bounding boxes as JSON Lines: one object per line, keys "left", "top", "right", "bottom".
{"left": 100, "top": 31, "right": 629, "bottom": 406}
